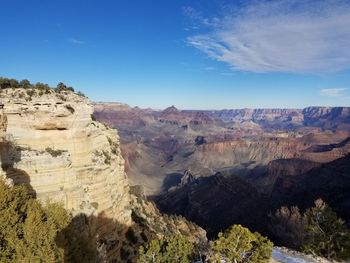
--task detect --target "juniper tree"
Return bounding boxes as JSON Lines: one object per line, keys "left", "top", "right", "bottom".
{"left": 137, "top": 233, "right": 194, "bottom": 263}
{"left": 302, "top": 199, "right": 350, "bottom": 261}
{"left": 0, "top": 180, "right": 70, "bottom": 262}
{"left": 212, "top": 224, "right": 273, "bottom": 263}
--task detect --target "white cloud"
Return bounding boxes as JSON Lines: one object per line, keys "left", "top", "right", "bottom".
{"left": 186, "top": 0, "right": 350, "bottom": 73}
{"left": 320, "top": 88, "right": 347, "bottom": 97}
{"left": 68, "top": 38, "right": 85, "bottom": 45}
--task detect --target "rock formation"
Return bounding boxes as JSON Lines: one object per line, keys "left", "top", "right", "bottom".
{"left": 93, "top": 102, "right": 350, "bottom": 196}
{"left": 0, "top": 88, "right": 206, "bottom": 262}
{"left": 0, "top": 88, "right": 132, "bottom": 260}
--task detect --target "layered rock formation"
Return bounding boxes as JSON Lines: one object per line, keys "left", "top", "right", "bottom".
{"left": 203, "top": 107, "right": 350, "bottom": 129}
{"left": 93, "top": 102, "right": 350, "bottom": 196}
{"left": 0, "top": 88, "right": 206, "bottom": 262}
{"left": 202, "top": 108, "right": 304, "bottom": 124}
{"left": 92, "top": 102, "right": 350, "bottom": 245}
{"left": 0, "top": 88, "right": 132, "bottom": 260}
{"left": 1, "top": 88, "right": 128, "bottom": 214}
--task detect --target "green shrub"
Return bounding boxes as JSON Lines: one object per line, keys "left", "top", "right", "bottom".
{"left": 45, "top": 147, "right": 65, "bottom": 157}
{"left": 212, "top": 224, "right": 273, "bottom": 263}
{"left": 137, "top": 233, "right": 194, "bottom": 263}
{"left": 302, "top": 199, "right": 350, "bottom": 261}
{"left": 0, "top": 180, "right": 70, "bottom": 262}
{"left": 19, "top": 79, "right": 32, "bottom": 89}
{"left": 77, "top": 91, "right": 86, "bottom": 97}
{"left": 0, "top": 77, "right": 85, "bottom": 97}
{"left": 271, "top": 199, "right": 350, "bottom": 261}
{"left": 26, "top": 89, "right": 35, "bottom": 97}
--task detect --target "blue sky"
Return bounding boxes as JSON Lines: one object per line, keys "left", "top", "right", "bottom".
{"left": 1, "top": 0, "right": 350, "bottom": 109}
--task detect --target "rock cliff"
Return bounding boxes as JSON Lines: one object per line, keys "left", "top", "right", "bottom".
{"left": 0, "top": 87, "right": 206, "bottom": 262}
{"left": 0, "top": 87, "right": 132, "bottom": 260}
{"left": 1, "top": 88, "right": 128, "bottom": 214}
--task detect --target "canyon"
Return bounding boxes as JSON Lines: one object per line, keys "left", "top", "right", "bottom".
{"left": 1, "top": 87, "right": 349, "bottom": 261}
{"left": 0, "top": 86, "right": 348, "bottom": 262}
{"left": 94, "top": 102, "right": 350, "bottom": 240}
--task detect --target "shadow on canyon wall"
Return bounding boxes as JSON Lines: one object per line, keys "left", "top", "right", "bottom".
{"left": 56, "top": 212, "right": 135, "bottom": 263}
{"left": 0, "top": 140, "right": 36, "bottom": 196}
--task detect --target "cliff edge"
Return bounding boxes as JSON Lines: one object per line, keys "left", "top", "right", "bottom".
{"left": 0, "top": 87, "right": 206, "bottom": 262}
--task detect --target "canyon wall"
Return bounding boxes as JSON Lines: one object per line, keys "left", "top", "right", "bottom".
{"left": 0, "top": 88, "right": 131, "bottom": 259}
{"left": 0, "top": 88, "right": 206, "bottom": 261}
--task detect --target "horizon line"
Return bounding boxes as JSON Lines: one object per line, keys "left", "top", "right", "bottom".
{"left": 93, "top": 101, "right": 350, "bottom": 111}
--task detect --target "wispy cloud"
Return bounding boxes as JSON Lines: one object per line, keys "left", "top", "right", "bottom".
{"left": 186, "top": 0, "right": 350, "bottom": 73}
{"left": 68, "top": 38, "right": 85, "bottom": 45}
{"left": 320, "top": 88, "right": 347, "bottom": 97}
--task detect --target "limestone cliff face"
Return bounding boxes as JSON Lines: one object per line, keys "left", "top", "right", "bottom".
{"left": 0, "top": 88, "right": 132, "bottom": 260}
{"left": 0, "top": 88, "right": 206, "bottom": 262}
{"left": 0, "top": 88, "right": 130, "bottom": 220}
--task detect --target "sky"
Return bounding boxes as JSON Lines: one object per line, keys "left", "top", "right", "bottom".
{"left": 1, "top": 0, "right": 350, "bottom": 109}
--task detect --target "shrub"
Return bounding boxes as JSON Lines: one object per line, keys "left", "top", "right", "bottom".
{"left": 137, "top": 233, "right": 194, "bottom": 263}
{"left": 0, "top": 78, "right": 19, "bottom": 89}
{"left": 269, "top": 206, "right": 306, "bottom": 249}
{"left": 55, "top": 82, "right": 74, "bottom": 93}
{"left": 271, "top": 199, "right": 350, "bottom": 261}
{"left": 126, "top": 227, "right": 138, "bottom": 244}
{"left": 0, "top": 179, "right": 70, "bottom": 262}
{"left": 0, "top": 77, "right": 85, "bottom": 97}
{"left": 302, "top": 199, "right": 350, "bottom": 261}
{"left": 65, "top": 104, "right": 75, "bottom": 114}
{"left": 19, "top": 79, "right": 32, "bottom": 89}
{"left": 26, "top": 89, "right": 35, "bottom": 97}
{"left": 212, "top": 224, "right": 273, "bottom": 263}
{"left": 45, "top": 147, "right": 65, "bottom": 157}
{"left": 77, "top": 91, "right": 86, "bottom": 97}
{"left": 103, "top": 150, "right": 111, "bottom": 165}
{"left": 34, "top": 82, "right": 50, "bottom": 90}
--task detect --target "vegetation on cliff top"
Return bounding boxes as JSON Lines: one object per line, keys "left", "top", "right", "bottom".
{"left": 0, "top": 77, "right": 85, "bottom": 97}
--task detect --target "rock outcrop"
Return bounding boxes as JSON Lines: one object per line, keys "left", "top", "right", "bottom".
{"left": 0, "top": 88, "right": 132, "bottom": 260}
{"left": 1, "top": 89, "right": 128, "bottom": 212}
{"left": 0, "top": 88, "right": 206, "bottom": 262}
